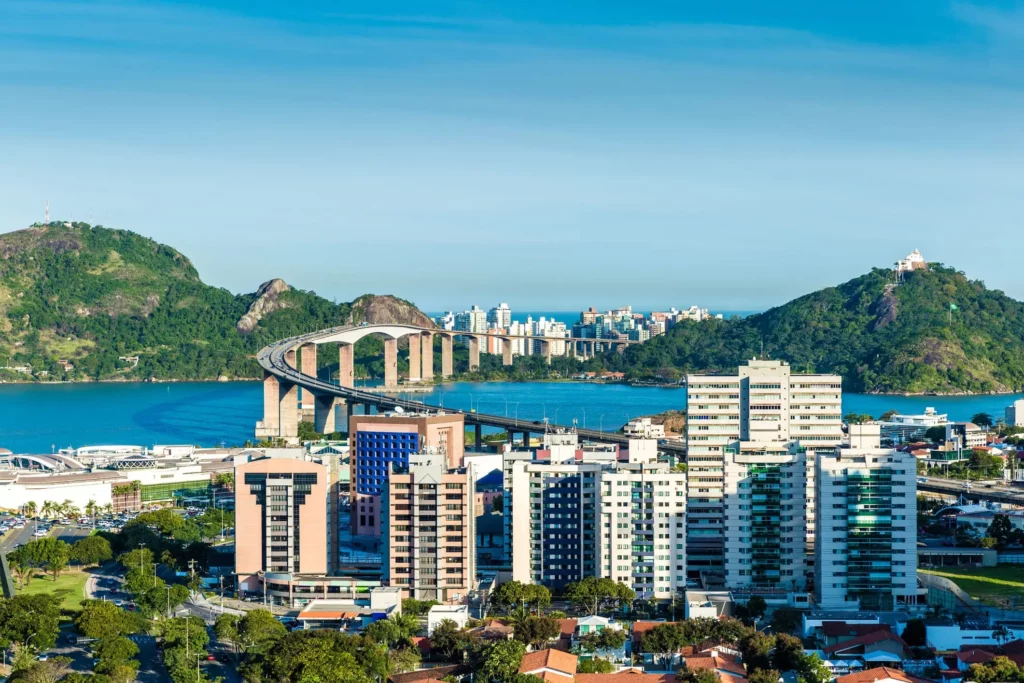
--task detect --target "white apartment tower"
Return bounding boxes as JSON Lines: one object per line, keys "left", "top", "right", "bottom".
{"left": 597, "top": 440, "right": 687, "bottom": 599}
{"left": 685, "top": 359, "right": 842, "bottom": 580}
{"left": 815, "top": 425, "right": 918, "bottom": 611}
{"left": 505, "top": 435, "right": 685, "bottom": 597}
{"left": 487, "top": 303, "right": 512, "bottom": 329}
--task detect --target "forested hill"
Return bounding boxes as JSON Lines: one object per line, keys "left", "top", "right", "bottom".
{"left": 606, "top": 265, "right": 1024, "bottom": 394}
{"left": 0, "top": 222, "right": 432, "bottom": 381}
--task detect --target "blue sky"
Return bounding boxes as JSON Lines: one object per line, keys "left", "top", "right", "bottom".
{"left": 1, "top": 1, "right": 1023, "bottom": 311}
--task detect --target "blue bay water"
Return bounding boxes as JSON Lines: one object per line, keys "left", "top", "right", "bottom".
{"left": 1, "top": 380, "right": 1022, "bottom": 454}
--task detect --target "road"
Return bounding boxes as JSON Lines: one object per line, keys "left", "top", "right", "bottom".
{"left": 135, "top": 634, "right": 172, "bottom": 683}
{"left": 52, "top": 525, "right": 93, "bottom": 544}
{"left": 918, "top": 476, "right": 1024, "bottom": 506}
{"left": 205, "top": 635, "right": 241, "bottom": 683}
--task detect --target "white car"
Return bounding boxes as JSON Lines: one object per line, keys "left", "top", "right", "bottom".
{"left": 33, "top": 529, "right": 48, "bottom": 537}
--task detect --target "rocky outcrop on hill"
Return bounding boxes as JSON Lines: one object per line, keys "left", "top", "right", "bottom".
{"left": 348, "top": 294, "right": 435, "bottom": 328}
{"left": 236, "top": 278, "right": 291, "bottom": 333}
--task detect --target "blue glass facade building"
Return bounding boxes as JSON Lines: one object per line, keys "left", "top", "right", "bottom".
{"left": 354, "top": 431, "right": 420, "bottom": 495}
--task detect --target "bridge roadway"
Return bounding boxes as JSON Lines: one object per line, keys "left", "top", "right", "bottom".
{"left": 259, "top": 329, "right": 1024, "bottom": 507}
{"left": 917, "top": 475, "right": 1024, "bottom": 506}
{"left": 257, "top": 329, "right": 687, "bottom": 457}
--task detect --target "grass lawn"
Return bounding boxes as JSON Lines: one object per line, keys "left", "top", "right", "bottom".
{"left": 19, "top": 568, "right": 91, "bottom": 612}
{"left": 920, "top": 566, "right": 1024, "bottom": 607}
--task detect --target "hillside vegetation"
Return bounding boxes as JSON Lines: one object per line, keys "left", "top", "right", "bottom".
{"left": 0, "top": 222, "right": 431, "bottom": 381}
{"left": 606, "top": 265, "right": 1024, "bottom": 394}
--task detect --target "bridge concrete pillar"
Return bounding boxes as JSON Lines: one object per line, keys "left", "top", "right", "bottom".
{"left": 300, "top": 343, "right": 317, "bottom": 410}
{"left": 468, "top": 336, "right": 480, "bottom": 371}
{"left": 279, "top": 380, "right": 299, "bottom": 441}
{"left": 257, "top": 371, "right": 281, "bottom": 437}
{"left": 314, "top": 394, "right": 340, "bottom": 435}
{"left": 338, "top": 344, "right": 355, "bottom": 388}
{"left": 384, "top": 337, "right": 398, "bottom": 389}
{"left": 522, "top": 431, "right": 530, "bottom": 448}
{"left": 284, "top": 348, "right": 297, "bottom": 369}
{"left": 543, "top": 340, "right": 552, "bottom": 364}
{"left": 502, "top": 339, "right": 513, "bottom": 366}
{"left": 421, "top": 333, "right": 434, "bottom": 380}
{"left": 441, "top": 335, "right": 453, "bottom": 378}
{"left": 408, "top": 333, "right": 421, "bottom": 382}
{"left": 474, "top": 423, "right": 482, "bottom": 448}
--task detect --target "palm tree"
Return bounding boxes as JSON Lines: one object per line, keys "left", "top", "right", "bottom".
{"left": 40, "top": 501, "right": 56, "bottom": 519}
{"left": 24, "top": 501, "right": 37, "bottom": 519}
{"left": 103, "top": 503, "right": 113, "bottom": 516}
{"left": 993, "top": 624, "right": 1012, "bottom": 646}
{"left": 10, "top": 561, "right": 34, "bottom": 589}
{"left": 85, "top": 500, "right": 97, "bottom": 526}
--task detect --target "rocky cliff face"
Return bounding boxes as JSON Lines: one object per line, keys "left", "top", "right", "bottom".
{"left": 347, "top": 294, "right": 435, "bottom": 328}
{"left": 237, "top": 278, "right": 291, "bottom": 333}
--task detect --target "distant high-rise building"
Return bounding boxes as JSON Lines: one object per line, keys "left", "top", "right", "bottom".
{"left": 454, "top": 306, "right": 487, "bottom": 334}
{"left": 382, "top": 452, "right": 476, "bottom": 602}
{"left": 349, "top": 412, "right": 465, "bottom": 540}
{"left": 487, "top": 303, "right": 512, "bottom": 328}
{"left": 685, "top": 359, "right": 842, "bottom": 580}
{"left": 815, "top": 425, "right": 918, "bottom": 610}
{"left": 434, "top": 312, "right": 456, "bottom": 331}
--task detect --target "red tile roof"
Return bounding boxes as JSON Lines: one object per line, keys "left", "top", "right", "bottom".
{"left": 632, "top": 621, "right": 679, "bottom": 643}
{"left": 956, "top": 649, "right": 996, "bottom": 665}
{"left": 576, "top": 672, "right": 677, "bottom": 683}
{"left": 560, "top": 619, "right": 579, "bottom": 637}
{"left": 823, "top": 631, "right": 906, "bottom": 655}
{"left": 822, "top": 623, "right": 893, "bottom": 638}
{"left": 684, "top": 655, "right": 747, "bottom": 678}
{"left": 519, "top": 649, "right": 579, "bottom": 677}
{"left": 835, "top": 667, "right": 923, "bottom": 683}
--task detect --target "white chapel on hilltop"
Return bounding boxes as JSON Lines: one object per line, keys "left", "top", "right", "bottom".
{"left": 895, "top": 249, "right": 927, "bottom": 274}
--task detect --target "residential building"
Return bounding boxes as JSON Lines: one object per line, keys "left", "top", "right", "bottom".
{"left": 597, "top": 443, "right": 687, "bottom": 599}
{"left": 1006, "top": 399, "right": 1024, "bottom": 427}
{"left": 814, "top": 425, "right": 918, "bottom": 611}
{"left": 723, "top": 441, "right": 807, "bottom": 591}
{"left": 487, "top": 303, "right": 512, "bottom": 328}
{"left": 518, "top": 650, "right": 577, "bottom": 682}
{"left": 623, "top": 418, "right": 666, "bottom": 439}
{"left": 879, "top": 407, "right": 947, "bottom": 443}
{"left": 433, "top": 312, "right": 456, "bottom": 330}
{"left": 506, "top": 435, "right": 685, "bottom": 597}
{"left": 427, "top": 605, "right": 469, "bottom": 634}
{"left": 235, "top": 453, "right": 330, "bottom": 590}
{"left": 945, "top": 422, "right": 986, "bottom": 450}
{"left": 349, "top": 412, "right": 464, "bottom": 539}
{"left": 381, "top": 452, "right": 475, "bottom": 602}
{"left": 455, "top": 305, "right": 487, "bottom": 334}
{"left": 685, "top": 359, "right": 842, "bottom": 579}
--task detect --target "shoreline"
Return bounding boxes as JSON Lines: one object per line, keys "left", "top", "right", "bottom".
{"left": 1, "top": 375, "right": 1022, "bottom": 398}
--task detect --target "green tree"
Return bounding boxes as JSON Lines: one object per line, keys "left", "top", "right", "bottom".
{"left": 580, "top": 628, "right": 628, "bottom": 653}
{"left": 475, "top": 639, "right": 526, "bottom": 683}
{"left": 772, "top": 634, "right": 805, "bottom": 672}
{"left": 986, "top": 515, "right": 1015, "bottom": 549}
{"left": 12, "top": 656, "right": 72, "bottom": 683}
{"left": 214, "top": 613, "right": 240, "bottom": 653}
{"left": 564, "top": 577, "right": 634, "bottom": 616}
{"left": 678, "top": 668, "right": 720, "bottom": 683}
{"left": 640, "top": 623, "right": 687, "bottom": 671}
{"left": 390, "top": 647, "right": 422, "bottom": 675}
{"left": 8, "top": 537, "right": 71, "bottom": 578}
{"left": 925, "top": 426, "right": 946, "bottom": 442}
{"left": 748, "top": 669, "right": 782, "bottom": 683}
{"left": 844, "top": 414, "right": 874, "bottom": 425}
{"left": 577, "top": 658, "right": 615, "bottom": 674}
{"left": 971, "top": 413, "right": 994, "bottom": 428}
{"left": 401, "top": 598, "right": 440, "bottom": 617}
{"left": 0, "top": 594, "right": 62, "bottom": 652}
{"left": 769, "top": 608, "right": 802, "bottom": 635}
{"left": 236, "top": 608, "right": 287, "bottom": 654}
{"left": 512, "top": 616, "right": 560, "bottom": 648}
{"left": 71, "top": 535, "right": 114, "bottom": 567}
{"left": 797, "top": 654, "right": 832, "bottom": 683}
{"left": 901, "top": 619, "right": 926, "bottom": 647}
{"left": 738, "top": 632, "right": 776, "bottom": 673}
{"left": 429, "top": 619, "right": 467, "bottom": 662}
{"left": 75, "top": 600, "right": 141, "bottom": 640}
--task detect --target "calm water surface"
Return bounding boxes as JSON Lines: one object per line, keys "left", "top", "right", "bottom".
{"left": 1, "top": 380, "right": 1021, "bottom": 453}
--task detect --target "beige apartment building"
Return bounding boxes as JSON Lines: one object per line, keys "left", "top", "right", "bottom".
{"left": 235, "top": 454, "right": 330, "bottom": 590}
{"left": 685, "top": 359, "right": 842, "bottom": 582}
{"left": 349, "top": 412, "right": 465, "bottom": 539}
{"left": 381, "top": 452, "right": 475, "bottom": 602}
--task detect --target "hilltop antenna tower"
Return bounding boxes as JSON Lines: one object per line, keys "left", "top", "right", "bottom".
{"left": 44, "top": 201, "right": 49, "bottom": 225}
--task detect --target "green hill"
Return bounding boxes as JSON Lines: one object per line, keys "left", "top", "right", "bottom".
{"left": 607, "top": 265, "right": 1024, "bottom": 394}
{"left": 0, "top": 222, "right": 432, "bottom": 381}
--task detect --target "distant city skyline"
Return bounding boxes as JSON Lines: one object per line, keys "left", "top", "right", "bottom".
{"left": 2, "top": 1, "right": 1023, "bottom": 309}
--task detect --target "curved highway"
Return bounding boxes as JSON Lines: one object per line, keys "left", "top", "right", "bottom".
{"left": 257, "top": 327, "right": 688, "bottom": 456}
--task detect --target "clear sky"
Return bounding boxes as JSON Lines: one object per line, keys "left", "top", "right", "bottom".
{"left": 1, "top": 1, "right": 1022, "bottom": 311}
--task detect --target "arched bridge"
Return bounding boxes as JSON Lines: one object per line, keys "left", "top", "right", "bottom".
{"left": 255, "top": 324, "right": 683, "bottom": 455}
